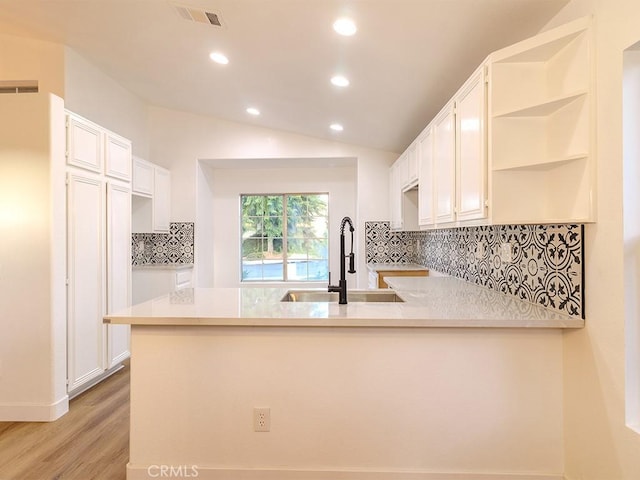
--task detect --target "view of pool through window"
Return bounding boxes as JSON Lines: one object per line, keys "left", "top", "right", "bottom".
{"left": 241, "top": 193, "right": 329, "bottom": 282}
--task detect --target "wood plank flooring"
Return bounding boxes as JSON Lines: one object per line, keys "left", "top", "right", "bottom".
{"left": 0, "top": 363, "right": 129, "bottom": 480}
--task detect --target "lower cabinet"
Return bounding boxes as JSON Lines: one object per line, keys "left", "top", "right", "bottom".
{"left": 106, "top": 182, "right": 132, "bottom": 368}
{"left": 66, "top": 172, "right": 131, "bottom": 395}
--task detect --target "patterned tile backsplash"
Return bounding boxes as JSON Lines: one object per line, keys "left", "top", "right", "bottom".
{"left": 132, "top": 222, "right": 194, "bottom": 266}
{"left": 365, "top": 221, "right": 584, "bottom": 318}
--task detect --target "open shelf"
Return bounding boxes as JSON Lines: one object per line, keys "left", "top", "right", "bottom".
{"left": 488, "top": 16, "right": 594, "bottom": 224}
{"left": 492, "top": 153, "right": 588, "bottom": 172}
{"left": 491, "top": 157, "right": 593, "bottom": 225}
{"left": 493, "top": 91, "right": 587, "bottom": 118}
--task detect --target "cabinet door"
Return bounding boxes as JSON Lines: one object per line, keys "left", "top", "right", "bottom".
{"left": 389, "top": 163, "right": 402, "bottom": 230}
{"left": 105, "top": 132, "right": 132, "bottom": 181}
{"left": 418, "top": 126, "right": 435, "bottom": 227}
{"left": 67, "top": 173, "right": 105, "bottom": 392}
{"left": 106, "top": 182, "right": 131, "bottom": 368}
{"left": 433, "top": 101, "right": 456, "bottom": 224}
{"left": 153, "top": 166, "right": 171, "bottom": 232}
{"left": 132, "top": 157, "right": 153, "bottom": 196}
{"left": 397, "top": 153, "right": 409, "bottom": 189}
{"left": 456, "top": 67, "right": 487, "bottom": 222}
{"left": 66, "top": 114, "right": 103, "bottom": 173}
{"left": 406, "top": 142, "right": 419, "bottom": 186}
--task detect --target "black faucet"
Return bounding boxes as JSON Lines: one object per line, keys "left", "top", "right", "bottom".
{"left": 328, "top": 216, "right": 356, "bottom": 304}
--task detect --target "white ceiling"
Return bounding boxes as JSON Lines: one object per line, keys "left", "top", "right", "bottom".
{"left": 0, "top": 0, "right": 569, "bottom": 153}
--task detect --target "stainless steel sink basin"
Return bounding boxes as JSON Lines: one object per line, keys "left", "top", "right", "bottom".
{"left": 281, "top": 289, "right": 404, "bottom": 303}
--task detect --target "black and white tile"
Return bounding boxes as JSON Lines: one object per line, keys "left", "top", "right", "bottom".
{"left": 132, "top": 222, "right": 195, "bottom": 266}
{"left": 365, "top": 221, "right": 584, "bottom": 318}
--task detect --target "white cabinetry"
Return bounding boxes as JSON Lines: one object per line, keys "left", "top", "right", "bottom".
{"left": 430, "top": 66, "right": 487, "bottom": 227}
{"left": 66, "top": 115, "right": 103, "bottom": 173}
{"left": 418, "top": 126, "right": 435, "bottom": 227}
{"left": 390, "top": 141, "right": 420, "bottom": 231}
{"left": 433, "top": 100, "right": 457, "bottom": 225}
{"left": 106, "top": 182, "right": 131, "bottom": 368}
{"left": 153, "top": 166, "right": 171, "bottom": 232}
{"left": 66, "top": 112, "right": 132, "bottom": 180}
{"left": 488, "top": 16, "right": 594, "bottom": 224}
{"left": 397, "top": 17, "right": 593, "bottom": 230}
{"left": 389, "top": 161, "right": 403, "bottom": 230}
{"left": 132, "top": 161, "right": 171, "bottom": 233}
{"left": 65, "top": 112, "right": 132, "bottom": 396}
{"left": 105, "top": 132, "right": 132, "bottom": 181}
{"left": 132, "top": 156, "right": 153, "bottom": 196}
{"left": 66, "top": 173, "right": 105, "bottom": 392}
{"left": 455, "top": 67, "right": 488, "bottom": 223}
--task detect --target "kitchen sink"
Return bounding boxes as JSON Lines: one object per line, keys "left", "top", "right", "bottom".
{"left": 281, "top": 289, "right": 404, "bottom": 303}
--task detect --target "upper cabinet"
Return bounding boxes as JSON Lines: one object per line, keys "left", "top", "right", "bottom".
{"left": 105, "top": 132, "right": 132, "bottom": 181}
{"left": 391, "top": 16, "right": 593, "bottom": 231}
{"left": 418, "top": 126, "right": 435, "bottom": 227}
{"left": 488, "top": 16, "right": 594, "bottom": 224}
{"left": 433, "top": 99, "right": 457, "bottom": 225}
{"left": 390, "top": 141, "right": 419, "bottom": 231}
{"left": 66, "top": 112, "right": 132, "bottom": 180}
{"left": 153, "top": 165, "right": 171, "bottom": 232}
{"left": 455, "top": 67, "right": 488, "bottom": 223}
{"left": 66, "top": 114, "right": 103, "bottom": 173}
{"left": 420, "top": 65, "right": 488, "bottom": 229}
{"left": 132, "top": 156, "right": 154, "bottom": 196}
{"left": 132, "top": 158, "right": 171, "bottom": 233}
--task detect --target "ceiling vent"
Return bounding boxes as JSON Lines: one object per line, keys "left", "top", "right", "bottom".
{"left": 0, "top": 80, "right": 38, "bottom": 94}
{"left": 172, "top": 3, "right": 223, "bottom": 27}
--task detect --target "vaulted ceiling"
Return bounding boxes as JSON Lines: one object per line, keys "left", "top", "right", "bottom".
{"left": 0, "top": 0, "right": 569, "bottom": 152}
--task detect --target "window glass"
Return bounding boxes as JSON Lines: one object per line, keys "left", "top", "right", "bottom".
{"left": 241, "top": 193, "right": 329, "bottom": 282}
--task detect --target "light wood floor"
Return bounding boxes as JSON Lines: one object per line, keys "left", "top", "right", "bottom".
{"left": 0, "top": 363, "right": 129, "bottom": 480}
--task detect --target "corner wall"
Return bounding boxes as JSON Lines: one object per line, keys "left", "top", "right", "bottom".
{"left": 0, "top": 93, "right": 68, "bottom": 420}
{"left": 542, "top": 1, "right": 640, "bottom": 478}
{"left": 147, "top": 106, "right": 397, "bottom": 288}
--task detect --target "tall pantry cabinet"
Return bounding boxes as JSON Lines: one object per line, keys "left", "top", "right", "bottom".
{"left": 65, "top": 112, "right": 132, "bottom": 395}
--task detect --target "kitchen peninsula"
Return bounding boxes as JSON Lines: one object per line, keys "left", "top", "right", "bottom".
{"left": 106, "top": 277, "right": 581, "bottom": 479}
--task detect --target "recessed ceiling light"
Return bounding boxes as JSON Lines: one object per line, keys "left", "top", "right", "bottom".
{"left": 333, "top": 17, "right": 357, "bottom": 36}
{"left": 331, "top": 75, "right": 350, "bottom": 87}
{"left": 330, "top": 123, "right": 344, "bottom": 132}
{"left": 246, "top": 107, "right": 260, "bottom": 116}
{"left": 209, "top": 52, "right": 229, "bottom": 65}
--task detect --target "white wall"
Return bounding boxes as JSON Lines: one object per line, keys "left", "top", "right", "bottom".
{"left": 623, "top": 46, "right": 640, "bottom": 435}
{"left": 0, "top": 30, "right": 64, "bottom": 97}
{"left": 148, "top": 107, "right": 396, "bottom": 288}
{"left": 0, "top": 93, "right": 68, "bottom": 421}
{"left": 64, "top": 47, "right": 150, "bottom": 159}
{"left": 205, "top": 163, "right": 356, "bottom": 288}
{"left": 542, "top": 1, "right": 640, "bottom": 478}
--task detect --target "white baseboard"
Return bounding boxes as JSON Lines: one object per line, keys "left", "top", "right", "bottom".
{"left": 68, "top": 363, "right": 124, "bottom": 399}
{"left": 126, "top": 464, "right": 564, "bottom": 480}
{"left": 0, "top": 394, "right": 69, "bottom": 421}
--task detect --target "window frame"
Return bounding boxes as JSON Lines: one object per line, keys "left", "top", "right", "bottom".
{"left": 239, "top": 192, "right": 329, "bottom": 283}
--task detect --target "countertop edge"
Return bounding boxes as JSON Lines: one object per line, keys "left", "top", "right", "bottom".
{"left": 104, "top": 315, "right": 584, "bottom": 329}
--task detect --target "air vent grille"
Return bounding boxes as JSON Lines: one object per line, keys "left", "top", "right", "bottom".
{"left": 0, "top": 80, "right": 38, "bottom": 94}
{"left": 172, "top": 3, "right": 223, "bottom": 27}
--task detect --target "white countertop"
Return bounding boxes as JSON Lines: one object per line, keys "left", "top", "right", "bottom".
{"left": 132, "top": 263, "right": 193, "bottom": 270}
{"left": 367, "top": 263, "right": 428, "bottom": 272}
{"left": 104, "top": 276, "right": 583, "bottom": 329}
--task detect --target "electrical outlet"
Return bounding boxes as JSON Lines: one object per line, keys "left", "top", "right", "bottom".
{"left": 137, "top": 240, "right": 145, "bottom": 254}
{"left": 500, "top": 243, "right": 513, "bottom": 263}
{"left": 253, "top": 407, "right": 270, "bottom": 432}
{"left": 475, "top": 242, "right": 485, "bottom": 260}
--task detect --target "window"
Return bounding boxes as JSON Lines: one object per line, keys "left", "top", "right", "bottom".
{"left": 241, "top": 193, "right": 329, "bottom": 282}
